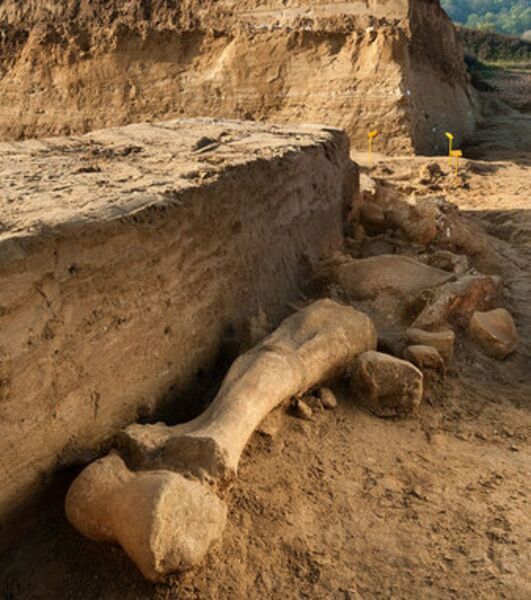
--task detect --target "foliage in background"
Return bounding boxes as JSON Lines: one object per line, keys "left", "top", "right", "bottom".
{"left": 459, "top": 26, "right": 531, "bottom": 64}
{"left": 441, "top": 1, "right": 531, "bottom": 37}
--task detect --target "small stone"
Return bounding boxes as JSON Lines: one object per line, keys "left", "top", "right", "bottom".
{"left": 469, "top": 308, "right": 519, "bottom": 359}
{"left": 406, "top": 328, "right": 455, "bottom": 364}
{"left": 351, "top": 351, "right": 423, "bottom": 418}
{"left": 303, "top": 395, "right": 323, "bottom": 410}
{"left": 319, "top": 387, "right": 338, "bottom": 409}
{"left": 404, "top": 345, "right": 445, "bottom": 375}
{"left": 418, "top": 162, "right": 444, "bottom": 184}
{"left": 291, "top": 399, "right": 313, "bottom": 421}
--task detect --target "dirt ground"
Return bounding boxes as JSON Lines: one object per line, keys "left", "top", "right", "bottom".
{"left": 0, "top": 78, "right": 530, "bottom": 600}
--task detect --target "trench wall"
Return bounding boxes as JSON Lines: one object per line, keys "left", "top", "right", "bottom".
{"left": 0, "top": 0, "right": 476, "bottom": 154}
{"left": 0, "top": 120, "right": 355, "bottom": 530}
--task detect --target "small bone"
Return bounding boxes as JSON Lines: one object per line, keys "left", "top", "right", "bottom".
{"left": 65, "top": 299, "right": 377, "bottom": 580}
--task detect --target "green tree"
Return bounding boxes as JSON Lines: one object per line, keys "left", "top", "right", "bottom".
{"left": 441, "top": 0, "right": 531, "bottom": 36}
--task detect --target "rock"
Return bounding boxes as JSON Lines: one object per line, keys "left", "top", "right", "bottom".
{"left": 257, "top": 409, "right": 283, "bottom": 439}
{"left": 303, "top": 395, "right": 324, "bottom": 410}
{"left": 469, "top": 309, "right": 519, "bottom": 359}
{"left": 406, "top": 328, "right": 455, "bottom": 364}
{"left": 351, "top": 351, "right": 424, "bottom": 417}
{"left": 320, "top": 387, "right": 338, "bottom": 409}
{"left": 404, "top": 345, "right": 445, "bottom": 375}
{"left": 292, "top": 399, "right": 313, "bottom": 421}
{"left": 418, "top": 162, "right": 444, "bottom": 184}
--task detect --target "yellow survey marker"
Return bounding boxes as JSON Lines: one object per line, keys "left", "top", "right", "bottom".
{"left": 445, "top": 132, "right": 454, "bottom": 165}
{"left": 368, "top": 130, "right": 379, "bottom": 166}
{"left": 450, "top": 148, "right": 462, "bottom": 176}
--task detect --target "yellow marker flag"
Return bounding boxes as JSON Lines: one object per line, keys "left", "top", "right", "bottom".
{"left": 368, "top": 130, "right": 379, "bottom": 166}
{"left": 450, "top": 149, "right": 462, "bottom": 176}
{"left": 445, "top": 132, "right": 454, "bottom": 165}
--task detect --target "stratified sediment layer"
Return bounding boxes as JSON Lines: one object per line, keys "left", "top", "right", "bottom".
{"left": 0, "top": 1, "right": 476, "bottom": 153}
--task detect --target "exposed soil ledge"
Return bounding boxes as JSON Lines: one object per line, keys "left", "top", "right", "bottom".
{"left": 0, "top": 118, "right": 355, "bottom": 531}
{"left": 0, "top": 0, "right": 476, "bottom": 154}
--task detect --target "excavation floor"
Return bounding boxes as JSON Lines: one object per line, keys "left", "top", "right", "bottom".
{"left": 1, "top": 92, "right": 530, "bottom": 600}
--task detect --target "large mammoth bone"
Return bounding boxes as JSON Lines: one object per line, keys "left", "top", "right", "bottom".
{"left": 66, "top": 299, "right": 377, "bottom": 581}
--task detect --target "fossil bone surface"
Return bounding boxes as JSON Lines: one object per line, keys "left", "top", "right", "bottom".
{"left": 65, "top": 299, "right": 377, "bottom": 580}
{"left": 66, "top": 453, "right": 228, "bottom": 581}
{"left": 121, "top": 299, "right": 377, "bottom": 481}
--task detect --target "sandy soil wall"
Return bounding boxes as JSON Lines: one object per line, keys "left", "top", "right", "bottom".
{"left": 0, "top": 119, "right": 355, "bottom": 531}
{"left": 0, "top": 1, "right": 476, "bottom": 154}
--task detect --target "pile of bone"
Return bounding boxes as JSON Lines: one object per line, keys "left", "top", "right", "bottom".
{"left": 65, "top": 297, "right": 518, "bottom": 582}
{"left": 313, "top": 174, "right": 520, "bottom": 410}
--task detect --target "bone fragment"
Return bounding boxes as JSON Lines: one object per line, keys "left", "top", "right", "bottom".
{"left": 412, "top": 275, "right": 502, "bottom": 330}
{"left": 314, "top": 253, "right": 453, "bottom": 301}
